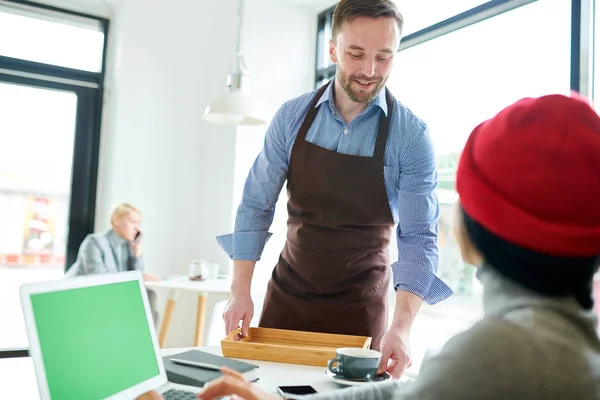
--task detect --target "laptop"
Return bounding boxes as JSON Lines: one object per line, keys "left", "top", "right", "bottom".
{"left": 20, "top": 271, "right": 200, "bottom": 400}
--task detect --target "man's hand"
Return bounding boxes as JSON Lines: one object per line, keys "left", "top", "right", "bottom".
{"left": 223, "top": 260, "right": 256, "bottom": 339}
{"left": 377, "top": 327, "right": 412, "bottom": 379}
{"left": 377, "top": 289, "right": 421, "bottom": 379}
{"left": 198, "top": 366, "right": 278, "bottom": 400}
{"left": 223, "top": 293, "right": 254, "bottom": 339}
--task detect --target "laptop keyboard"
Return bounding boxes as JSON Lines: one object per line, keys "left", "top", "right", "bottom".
{"left": 162, "top": 389, "right": 198, "bottom": 400}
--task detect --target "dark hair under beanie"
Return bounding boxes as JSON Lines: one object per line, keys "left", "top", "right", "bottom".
{"left": 462, "top": 207, "right": 599, "bottom": 309}
{"left": 456, "top": 93, "right": 600, "bottom": 309}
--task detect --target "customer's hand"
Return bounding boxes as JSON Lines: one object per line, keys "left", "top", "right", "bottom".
{"left": 223, "top": 292, "right": 254, "bottom": 339}
{"left": 135, "top": 367, "right": 277, "bottom": 400}
{"left": 378, "top": 327, "right": 412, "bottom": 379}
{"left": 136, "top": 391, "right": 164, "bottom": 400}
{"left": 198, "top": 366, "right": 278, "bottom": 400}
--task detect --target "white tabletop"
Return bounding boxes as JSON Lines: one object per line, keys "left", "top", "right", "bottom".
{"left": 1, "top": 346, "right": 409, "bottom": 399}
{"left": 145, "top": 276, "right": 231, "bottom": 294}
{"left": 162, "top": 346, "right": 346, "bottom": 395}
{"left": 164, "top": 346, "right": 413, "bottom": 395}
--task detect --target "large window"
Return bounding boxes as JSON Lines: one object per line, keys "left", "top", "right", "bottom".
{"left": 0, "top": 0, "right": 107, "bottom": 356}
{"left": 388, "top": 0, "right": 570, "bottom": 332}
{"left": 314, "top": 0, "right": 595, "bottom": 374}
{"left": 394, "top": 0, "right": 490, "bottom": 35}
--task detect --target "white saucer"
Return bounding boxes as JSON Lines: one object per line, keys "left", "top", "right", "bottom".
{"left": 325, "top": 370, "right": 392, "bottom": 386}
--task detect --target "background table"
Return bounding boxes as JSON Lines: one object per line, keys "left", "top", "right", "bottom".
{"left": 146, "top": 277, "right": 231, "bottom": 347}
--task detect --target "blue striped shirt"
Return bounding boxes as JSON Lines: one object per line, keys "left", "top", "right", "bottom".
{"left": 217, "top": 81, "right": 452, "bottom": 304}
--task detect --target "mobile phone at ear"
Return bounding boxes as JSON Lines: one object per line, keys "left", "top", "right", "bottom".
{"left": 277, "top": 385, "right": 317, "bottom": 398}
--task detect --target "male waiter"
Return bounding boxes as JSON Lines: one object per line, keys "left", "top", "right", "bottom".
{"left": 217, "top": 0, "right": 452, "bottom": 378}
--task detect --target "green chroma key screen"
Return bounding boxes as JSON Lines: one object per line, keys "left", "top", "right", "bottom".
{"left": 30, "top": 280, "right": 160, "bottom": 399}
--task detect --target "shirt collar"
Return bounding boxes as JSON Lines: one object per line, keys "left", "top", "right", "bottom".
{"left": 315, "top": 78, "right": 388, "bottom": 116}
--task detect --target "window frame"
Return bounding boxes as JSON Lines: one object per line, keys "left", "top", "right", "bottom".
{"left": 0, "top": 0, "right": 109, "bottom": 270}
{"left": 315, "top": 0, "right": 595, "bottom": 97}
{"left": 315, "top": 5, "right": 337, "bottom": 88}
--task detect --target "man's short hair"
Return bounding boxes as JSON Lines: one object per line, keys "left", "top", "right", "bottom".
{"left": 332, "top": 0, "right": 404, "bottom": 42}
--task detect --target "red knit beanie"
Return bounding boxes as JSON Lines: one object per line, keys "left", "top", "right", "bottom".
{"left": 456, "top": 94, "right": 600, "bottom": 257}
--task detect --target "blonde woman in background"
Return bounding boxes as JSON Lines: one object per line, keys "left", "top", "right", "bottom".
{"left": 66, "top": 203, "right": 161, "bottom": 323}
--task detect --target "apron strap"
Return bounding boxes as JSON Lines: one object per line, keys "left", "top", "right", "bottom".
{"left": 373, "top": 88, "right": 394, "bottom": 161}
{"left": 298, "top": 81, "right": 330, "bottom": 141}
{"left": 299, "top": 81, "right": 394, "bottom": 162}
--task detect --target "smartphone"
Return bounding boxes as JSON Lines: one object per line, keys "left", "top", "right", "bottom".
{"left": 277, "top": 385, "right": 317, "bottom": 398}
{"left": 134, "top": 231, "right": 142, "bottom": 241}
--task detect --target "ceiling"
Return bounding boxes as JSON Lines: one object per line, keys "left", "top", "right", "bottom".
{"left": 26, "top": 0, "right": 113, "bottom": 17}
{"left": 29, "top": 0, "right": 334, "bottom": 19}
{"left": 280, "top": 0, "right": 335, "bottom": 11}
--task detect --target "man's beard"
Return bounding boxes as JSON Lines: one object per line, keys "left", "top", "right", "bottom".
{"left": 337, "top": 67, "right": 388, "bottom": 104}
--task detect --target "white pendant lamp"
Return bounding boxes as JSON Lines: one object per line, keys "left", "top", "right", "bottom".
{"left": 203, "top": 0, "right": 266, "bottom": 126}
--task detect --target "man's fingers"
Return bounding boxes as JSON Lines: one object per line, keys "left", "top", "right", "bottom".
{"left": 223, "top": 311, "right": 240, "bottom": 336}
{"left": 386, "top": 353, "right": 410, "bottom": 379}
{"left": 228, "top": 317, "right": 244, "bottom": 342}
{"left": 229, "top": 320, "right": 241, "bottom": 337}
{"left": 377, "top": 347, "right": 392, "bottom": 374}
{"left": 241, "top": 312, "right": 252, "bottom": 338}
{"left": 387, "top": 361, "right": 405, "bottom": 380}
{"left": 377, "top": 356, "right": 390, "bottom": 375}
{"left": 198, "top": 376, "right": 256, "bottom": 400}
{"left": 223, "top": 315, "right": 230, "bottom": 335}
{"left": 377, "top": 359, "right": 387, "bottom": 374}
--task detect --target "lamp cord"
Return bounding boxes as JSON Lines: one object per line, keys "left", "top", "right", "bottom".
{"left": 236, "top": 0, "right": 247, "bottom": 74}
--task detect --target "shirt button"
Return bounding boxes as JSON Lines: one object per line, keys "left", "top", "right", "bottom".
{"left": 343, "top": 128, "right": 349, "bottom": 135}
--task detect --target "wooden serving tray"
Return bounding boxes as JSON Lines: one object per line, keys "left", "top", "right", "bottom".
{"left": 220, "top": 327, "right": 372, "bottom": 367}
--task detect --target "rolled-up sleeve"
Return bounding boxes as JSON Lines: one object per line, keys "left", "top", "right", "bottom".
{"left": 216, "top": 231, "right": 273, "bottom": 261}
{"left": 393, "top": 124, "right": 453, "bottom": 304}
{"left": 216, "top": 102, "right": 290, "bottom": 261}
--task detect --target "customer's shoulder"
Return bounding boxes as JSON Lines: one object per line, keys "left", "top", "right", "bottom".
{"left": 444, "top": 317, "right": 536, "bottom": 358}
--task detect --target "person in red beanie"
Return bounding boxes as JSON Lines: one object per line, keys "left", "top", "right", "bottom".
{"left": 138, "top": 94, "right": 600, "bottom": 400}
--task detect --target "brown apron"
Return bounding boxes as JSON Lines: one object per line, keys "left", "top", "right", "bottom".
{"left": 258, "top": 82, "right": 395, "bottom": 350}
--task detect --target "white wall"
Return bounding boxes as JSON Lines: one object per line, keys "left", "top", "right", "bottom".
{"left": 96, "top": 0, "right": 238, "bottom": 277}
{"left": 231, "top": 0, "right": 315, "bottom": 295}
{"left": 94, "top": 0, "right": 314, "bottom": 347}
